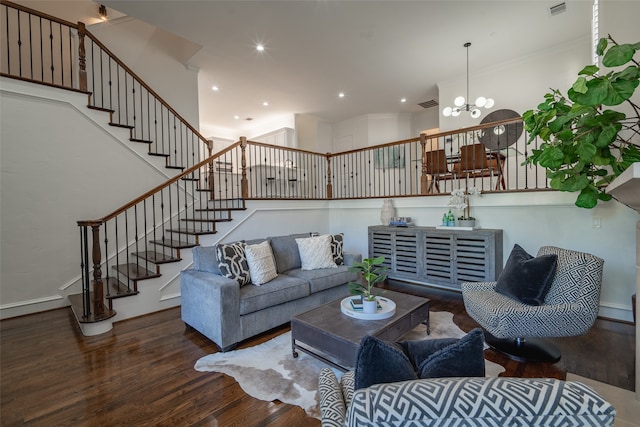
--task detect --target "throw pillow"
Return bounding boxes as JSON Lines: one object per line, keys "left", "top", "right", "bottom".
{"left": 495, "top": 244, "right": 558, "bottom": 305}
{"left": 414, "top": 328, "right": 486, "bottom": 378}
{"left": 330, "top": 233, "right": 344, "bottom": 265}
{"left": 354, "top": 329, "right": 486, "bottom": 390}
{"left": 354, "top": 335, "right": 418, "bottom": 390}
{"left": 216, "top": 241, "right": 251, "bottom": 286}
{"left": 295, "top": 234, "right": 338, "bottom": 270}
{"left": 244, "top": 241, "right": 278, "bottom": 285}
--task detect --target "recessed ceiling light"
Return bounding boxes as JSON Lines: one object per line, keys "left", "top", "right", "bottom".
{"left": 234, "top": 115, "right": 240, "bottom": 120}
{"left": 263, "top": 101, "right": 269, "bottom": 107}
{"left": 400, "top": 98, "right": 407, "bottom": 103}
{"left": 256, "top": 44, "right": 265, "bottom": 52}
{"left": 211, "top": 85, "right": 219, "bottom": 91}
{"left": 338, "top": 92, "right": 345, "bottom": 98}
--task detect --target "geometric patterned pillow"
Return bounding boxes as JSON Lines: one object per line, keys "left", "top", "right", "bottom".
{"left": 331, "top": 233, "right": 344, "bottom": 266}
{"left": 216, "top": 241, "right": 251, "bottom": 286}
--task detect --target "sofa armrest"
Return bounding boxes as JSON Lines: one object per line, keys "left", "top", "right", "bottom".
{"left": 345, "top": 377, "right": 615, "bottom": 426}
{"left": 318, "top": 368, "right": 346, "bottom": 427}
{"left": 344, "top": 252, "right": 362, "bottom": 266}
{"left": 180, "top": 269, "right": 240, "bottom": 350}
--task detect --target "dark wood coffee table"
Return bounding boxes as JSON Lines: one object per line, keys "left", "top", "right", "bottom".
{"left": 291, "top": 290, "right": 430, "bottom": 371}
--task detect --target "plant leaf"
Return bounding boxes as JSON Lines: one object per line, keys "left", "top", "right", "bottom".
{"left": 575, "top": 187, "right": 599, "bottom": 208}
{"left": 602, "top": 44, "right": 636, "bottom": 67}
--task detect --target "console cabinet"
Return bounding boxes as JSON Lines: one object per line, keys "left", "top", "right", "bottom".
{"left": 368, "top": 226, "right": 503, "bottom": 291}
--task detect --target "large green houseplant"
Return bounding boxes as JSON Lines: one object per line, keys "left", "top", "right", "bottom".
{"left": 348, "top": 256, "right": 388, "bottom": 302}
{"left": 523, "top": 35, "right": 640, "bottom": 208}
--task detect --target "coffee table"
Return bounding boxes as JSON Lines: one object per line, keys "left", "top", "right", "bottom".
{"left": 291, "top": 290, "right": 430, "bottom": 371}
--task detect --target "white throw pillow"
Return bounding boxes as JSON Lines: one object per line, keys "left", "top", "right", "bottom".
{"left": 244, "top": 241, "right": 278, "bottom": 285}
{"left": 296, "top": 234, "right": 338, "bottom": 270}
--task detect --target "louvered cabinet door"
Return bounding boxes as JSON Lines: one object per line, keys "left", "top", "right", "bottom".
{"left": 393, "top": 231, "right": 419, "bottom": 279}
{"left": 453, "top": 234, "right": 492, "bottom": 285}
{"left": 368, "top": 228, "right": 393, "bottom": 271}
{"left": 424, "top": 232, "right": 454, "bottom": 285}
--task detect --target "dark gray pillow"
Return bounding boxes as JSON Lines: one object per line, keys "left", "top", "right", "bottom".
{"left": 354, "top": 336, "right": 418, "bottom": 390}
{"left": 495, "top": 244, "right": 558, "bottom": 305}
{"left": 415, "top": 328, "right": 485, "bottom": 378}
{"left": 354, "top": 329, "right": 486, "bottom": 390}
{"left": 216, "top": 241, "right": 251, "bottom": 286}
{"left": 331, "top": 233, "right": 344, "bottom": 265}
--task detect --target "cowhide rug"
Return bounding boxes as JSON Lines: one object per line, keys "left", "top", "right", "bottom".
{"left": 194, "top": 311, "right": 505, "bottom": 419}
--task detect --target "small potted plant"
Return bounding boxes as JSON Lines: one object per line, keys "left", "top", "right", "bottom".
{"left": 448, "top": 187, "right": 481, "bottom": 227}
{"left": 348, "top": 256, "right": 388, "bottom": 313}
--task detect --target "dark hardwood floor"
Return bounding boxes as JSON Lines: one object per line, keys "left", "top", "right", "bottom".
{"left": 1, "top": 283, "right": 635, "bottom": 426}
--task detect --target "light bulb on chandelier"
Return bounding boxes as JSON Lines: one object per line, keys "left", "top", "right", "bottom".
{"left": 442, "top": 42, "right": 494, "bottom": 119}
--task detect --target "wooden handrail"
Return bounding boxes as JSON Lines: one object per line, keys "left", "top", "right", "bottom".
{"left": 1, "top": 0, "right": 78, "bottom": 29}
{"left": 82, "top": 27, "right": 210, "bottom": 148}
{"left": 77, "top": 140, "right": 243, "bottom": 226}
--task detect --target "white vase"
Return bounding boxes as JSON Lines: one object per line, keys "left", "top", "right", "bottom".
{"left": 362, "top": 298, "right": 378, "bottom": 314}
{"left": 380, "top": 199, "right": 395, "bottom": 225}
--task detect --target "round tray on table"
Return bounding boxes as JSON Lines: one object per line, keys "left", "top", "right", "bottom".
{"left": 340, "top": 296, "right": 396, "bottom": 320}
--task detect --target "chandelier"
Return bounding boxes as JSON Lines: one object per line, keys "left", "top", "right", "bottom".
{"left": 442, "top": 42, "right": 494, "bottom": 119}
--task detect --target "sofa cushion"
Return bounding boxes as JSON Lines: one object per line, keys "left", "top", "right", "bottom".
{"left": 192, "top": 245, "right": 220, "bottom": 275}
{"left": 495, "top": 244, "right": 558, "bottom": 305}
{"left": 245, "top": 241, "right": 278, "bottom": 285}
{"left": 216, "top": 241, "right": 251, "bottom": 286}
{"left": 284, "top": 265, "right": 357, "bottom": 293}
{"left": 239, "top": 275, "right": 310, "bottom": 315}
{"left": 331, "top": 233, "right": 344, "bottom": 265}
{"left": 268, "top": 233, "right": 311, "bottom": 273}
{"left": 296, "top": 234, "right": 338, "bottom": 270}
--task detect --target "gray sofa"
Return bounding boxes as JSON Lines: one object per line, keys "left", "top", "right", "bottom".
{"left": 180, "top": 233, "right": 360, "bottom": 351}
{"left": 319, "top": 369, "right": 616, "bottom": 427}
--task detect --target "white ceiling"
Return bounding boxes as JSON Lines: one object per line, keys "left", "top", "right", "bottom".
{"left": 33, "top": 1, "right": 598, "bottom": 137}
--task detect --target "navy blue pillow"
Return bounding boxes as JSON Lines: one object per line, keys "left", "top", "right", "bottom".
{"left": 416, "top": 328, "right": 485, "bottom": 378}
{"left": 495, "top": 244, "right": 558, "bottom": 305}
{"left": 354, "top": 328, "right": 486, "bottom": 390}
{"left": 354, "top": 335, "right": 418, "bottom": 390}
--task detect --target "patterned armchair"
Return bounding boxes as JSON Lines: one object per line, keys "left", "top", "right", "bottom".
{"left": 461, "top": 246, "right": 604, "bottom": 362}
{"left": 318, "top": 369, "right": 615, "bottom": 427}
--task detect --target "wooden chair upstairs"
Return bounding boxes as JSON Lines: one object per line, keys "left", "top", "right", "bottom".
{"left": 424, "top": 149, "right": 450, "bottom": 193}
{"left": 452, "top": 143, "right": 506, "bottom": 190}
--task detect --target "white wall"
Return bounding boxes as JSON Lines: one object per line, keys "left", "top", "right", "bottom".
{"left": 88, "top": 17, "right": 201, "bottom": 129}
{"left": 0, "top": 79, "right": 174, "bottom": 316}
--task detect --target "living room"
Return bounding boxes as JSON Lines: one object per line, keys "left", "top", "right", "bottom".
{"left": 1, "top": 0, "right": 639, "bottom": 425}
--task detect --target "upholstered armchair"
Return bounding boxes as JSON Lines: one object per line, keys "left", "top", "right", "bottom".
{"left": 461, "top": 245, "right": 604, "bottom": 362}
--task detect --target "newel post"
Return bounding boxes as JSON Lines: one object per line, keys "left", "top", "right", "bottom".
{"left": 77, "top": 22, "right": 87, "bottom": 92}
{"left": 207, "top": 140, "right": 215, "bottom": 201}
{"left": 326, "top": 154, "right": 333, "bottom": 199}
{"left": 240, "top": 137, "right": 248, "bottom": 199}
{"left": 419, "top": 133, "right": 428, "bottom": 195}
{"left": 91, "top": 225, "right": 105, "bottom": 317}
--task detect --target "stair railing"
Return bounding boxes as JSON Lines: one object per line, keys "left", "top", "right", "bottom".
{"left": 76, "top": 138, "right": 247, "bottom": 320}
{"left": 1, "top": 0, "right": 210, "bottom": 172}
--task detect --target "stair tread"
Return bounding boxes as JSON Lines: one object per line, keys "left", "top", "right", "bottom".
{"left": 132, "top": 251, "right": 181, "bottom": 264}
{"left": 68, "top": 292, "right": 117, "bottom": 323}
{"left": 87, "top": 105, "right": 115, "bottom": 113}
{"left": 149, "top": 152, "right": 170, "bottom": 158}
{"left": 112, "top": 263, "right": 161, "bottom": 281}
{"left": 150, "top": 239, "right": 196, "bottom": 249}
{"left": 130, "top": 138, "right": 153, "bottom": 144}
{"left": 166, "top": 165, "right": 185, "bottom": 170}
{"left": 181, "top": 218, "right": 232, "bottom": 223}
{"left": 109, "top": 122, "right": 134, "bottom": 129}
{"left": 167, "top": 227, "right": 217, "bottom": 236}
{"left": 104, "top": 276, "right": 139, "bottom": 299}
